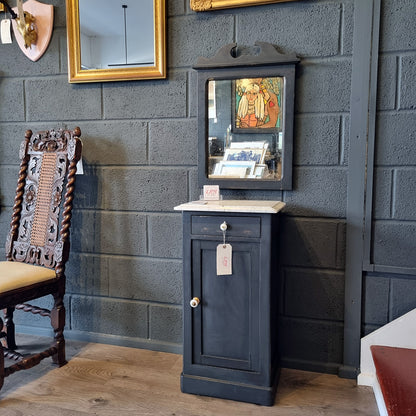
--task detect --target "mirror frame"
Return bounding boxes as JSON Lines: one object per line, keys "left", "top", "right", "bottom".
{"left": 190, "top": 0, "right": 299, "bottom": 12}
{"left": 66, "top": 0, "right": 166, "bottom": 83}
{"left": 194, "top": 42, "right": 299, "bottom": 190}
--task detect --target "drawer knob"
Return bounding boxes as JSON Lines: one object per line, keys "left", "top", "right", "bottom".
{"left": 220, "top": 221, "right": 228, "bottom": 231}
{"left": 190, "top": 297, "right": 200, "bottom": 308}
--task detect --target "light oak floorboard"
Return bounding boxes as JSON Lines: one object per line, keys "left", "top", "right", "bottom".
{"left": 0, "top": 337, "right": 378, "bottom": 415}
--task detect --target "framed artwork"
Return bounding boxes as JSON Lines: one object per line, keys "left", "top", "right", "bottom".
{"left": 224, "top": 141, "right": 268, "bottom": 163}
{"left": 190, "top": 0, "right": 300, "bottom": 12}
{"left": 212, "top": 161, "right": 256, "bottom": 178}
{"left": 224, "top": 148, "right": 265, "bottom": 164}
{"left": 254, "top": 165, "right": 266, "bottom": 178}
{"left": 233, "top": 77, "right": 283, "bottom": 133}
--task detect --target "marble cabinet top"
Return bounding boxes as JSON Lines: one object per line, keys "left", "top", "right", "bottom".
{"left": 174, "top": 200, "right": 285, "bottom": 214}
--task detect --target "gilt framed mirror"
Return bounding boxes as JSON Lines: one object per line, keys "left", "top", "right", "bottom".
{"left": 190, "top": 0, "right": 300, "bottom": 12}
{"left": 195, "top": 42, "right": 299, "bottom": 190}
{"left": 66, "top": 0, "right": 166, "bottom": 83}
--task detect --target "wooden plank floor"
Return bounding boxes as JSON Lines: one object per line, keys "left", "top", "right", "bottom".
{"left": 0, "top": 336, "right": 379, "bottom": 415}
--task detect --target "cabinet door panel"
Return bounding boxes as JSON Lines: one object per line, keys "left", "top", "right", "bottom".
{"left": 191, "top": 240, "right": 260, "bottom": 372}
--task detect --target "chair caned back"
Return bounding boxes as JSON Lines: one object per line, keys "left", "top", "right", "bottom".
{"left": 5, "top": 128, "right": 82, "bottom": 273}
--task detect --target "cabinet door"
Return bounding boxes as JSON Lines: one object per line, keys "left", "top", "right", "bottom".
{"left": 191, "top": 239, "right": 260, "bottom": 372}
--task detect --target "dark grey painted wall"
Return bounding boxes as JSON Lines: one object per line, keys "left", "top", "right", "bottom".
{"left": 362, "top": 0, "right": 416, "bottom": 336}
{"left": 0, "top": 0, "right": 415, "bottom": 374}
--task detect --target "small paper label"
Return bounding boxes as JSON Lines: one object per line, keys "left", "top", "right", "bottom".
{"left": 203, "top": 185, "right": 220, "bottom": 201}
{"left": 1, "top": 19, "right": 12, "bottom": 44}
{"left": 217, "top": 244, "right": 232, "bottom": 276}
{"left": 76, "top": 158, "right": 84, "bottom": 175}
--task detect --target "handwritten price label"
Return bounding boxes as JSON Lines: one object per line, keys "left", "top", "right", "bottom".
{"left": 216, "top": 244, "right": 232, "bottom": 275}
{"left": 203, "top": 185, "right": 220, "bottom": 201}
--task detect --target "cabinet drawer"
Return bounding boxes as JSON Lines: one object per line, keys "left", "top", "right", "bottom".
{"left": 191, "top": 215, "right": 261, "bottom": 238}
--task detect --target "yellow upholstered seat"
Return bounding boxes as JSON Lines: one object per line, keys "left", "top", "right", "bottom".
{"left": 0, "top": 261, "right": 56, "bottom": 293}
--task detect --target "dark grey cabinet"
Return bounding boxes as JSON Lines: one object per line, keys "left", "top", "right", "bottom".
{"left": 175, "top": 201, "right": 284, "bottom": 406}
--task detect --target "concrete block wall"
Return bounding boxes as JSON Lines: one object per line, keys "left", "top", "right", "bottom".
{"left": 374, "top": 0, "right": 416, "bottom": 251}
{"left": 0, "top": 0, "right": 415, "bottom": 373}
{"left": 362, "top": 0, "right": 416, "bottom": 336}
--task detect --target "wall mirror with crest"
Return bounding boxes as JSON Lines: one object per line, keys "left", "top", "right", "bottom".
{"left": 195, "top": 42, "right": 299, "bottom": 190}
{"left": 66, "top": 0, "right": 166, "bottom": 83}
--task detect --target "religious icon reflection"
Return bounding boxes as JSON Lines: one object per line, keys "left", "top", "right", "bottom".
{"left": 235, "top": 77, "right": 282, "bottom": 130}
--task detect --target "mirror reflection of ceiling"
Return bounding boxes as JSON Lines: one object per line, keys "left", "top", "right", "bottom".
{"left": 79, "top": 0, "right": 154, "bottom": 69}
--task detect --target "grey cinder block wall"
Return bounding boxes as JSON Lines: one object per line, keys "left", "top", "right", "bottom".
{"left": 362, "top": 0, "right": 416, "bottom": 334}
{"left": 0, "top": 0, "right": 415, "bottom": 374}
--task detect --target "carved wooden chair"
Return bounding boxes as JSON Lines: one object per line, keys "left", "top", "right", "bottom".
{"left": 0, "top": 127, "right": 82, "bottom": 391}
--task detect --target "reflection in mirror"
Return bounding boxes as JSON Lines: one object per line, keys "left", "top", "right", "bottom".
{"left": 66, "top": 0, "right": 166, "bottom": 83}
{"left": 208, "top": 78, "right": 284, "bottom": 181}
{"left": 79, "top": 0, "right": 154, "bottom": 70}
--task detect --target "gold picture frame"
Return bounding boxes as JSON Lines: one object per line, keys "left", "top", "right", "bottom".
{"left": 66, "top": 0, "right": 166, "bottom": 83}
{"left": 190, "top": 0, "right": 299, "bottom": 12}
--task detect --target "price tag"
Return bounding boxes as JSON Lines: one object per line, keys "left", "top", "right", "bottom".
{"left": 1, "top": 19, "right": 12, "bottom": 44}
{"left": 76, "top": 158, "right": 84, "bottom": 175}
{"left": 217, "top": 244, "right": 232, "bottom": 276}
{"left": 203, "top": 185, "right": 220, "bottom": 201}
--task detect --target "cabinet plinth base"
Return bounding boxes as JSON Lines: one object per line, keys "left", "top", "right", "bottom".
{"left": 181, "top": 373, "right": 279, "bottom": 406}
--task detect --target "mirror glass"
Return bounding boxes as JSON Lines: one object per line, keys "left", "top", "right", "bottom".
{"left": 66, "top": 0, "right": 166, "bottom": 83}
{"left": 207, "top": 77, "right": 284, "bottom": 181}
{"left": 79, "top": 0, "right": 154, "bottom": 70}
